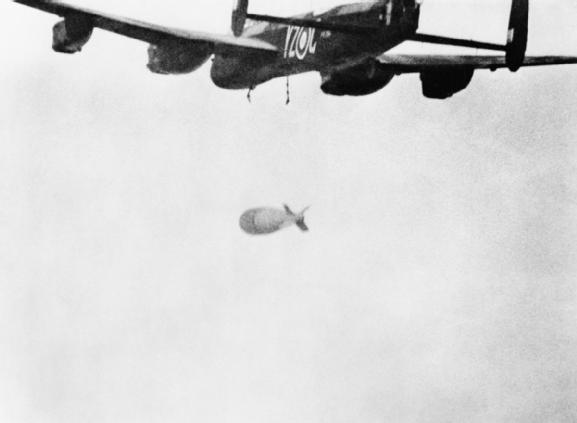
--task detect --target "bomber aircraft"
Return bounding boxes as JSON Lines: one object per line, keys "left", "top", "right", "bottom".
{"left": 13, "top": 0, "right": 577, "bottom": 100}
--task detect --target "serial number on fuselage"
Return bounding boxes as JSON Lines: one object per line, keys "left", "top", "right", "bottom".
{"left": 283, "top": 26, "right": 319, "bottom": 60}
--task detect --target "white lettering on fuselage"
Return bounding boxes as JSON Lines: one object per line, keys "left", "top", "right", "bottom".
{"left": 284, "top": 26, "right": 318, "bottom": 60}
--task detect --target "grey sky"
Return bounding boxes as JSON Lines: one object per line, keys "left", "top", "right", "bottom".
{"left": 1, "top": 1, "right": 576, "bottom": 422}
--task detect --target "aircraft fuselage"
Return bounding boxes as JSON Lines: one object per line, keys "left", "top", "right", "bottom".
{"left": 210, "top": 0, "right": 420, "bottom": 89}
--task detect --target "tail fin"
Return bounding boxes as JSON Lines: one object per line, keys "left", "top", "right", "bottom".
{"left": 506, "top": 0, "right": 529, "bottom": 72}
{"left": 231, "top": 0, "right": 249, "bottom": 36}
{"left": 296, "top": 219, "right": 309, "bottom": 232}
{"left": 283, "top": 204, "right": 310, "bottom": 231}
{"left": 296, "top": 206, "right": 310, "bottom": 232}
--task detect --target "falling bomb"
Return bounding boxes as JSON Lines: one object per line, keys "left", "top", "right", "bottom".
{"left": 240, "top": 204, "right": 309, "bottom": 235}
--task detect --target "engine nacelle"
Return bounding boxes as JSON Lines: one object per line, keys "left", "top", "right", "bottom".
{"left": 419, "top": 68, "right": 475, "bottom": 99}
{"left": 52, "top": 15, "right": 93, "bottom": 54}
{"left": 147, "top": 41, "right": 212, "bottom": 75}
{"left": 321, "top": 61, "right": 395, "bottom": 96}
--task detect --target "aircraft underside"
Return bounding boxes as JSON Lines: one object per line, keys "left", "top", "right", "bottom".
{"left": 210, "top": 53, "right": 313, "bottom": 90}
{"left": 12, "top": 0, "right": 577, "bottom": 99}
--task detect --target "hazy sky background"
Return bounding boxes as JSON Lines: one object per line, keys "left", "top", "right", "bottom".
{"left": 1, "top": 1, "right": 576, "bottom": 422}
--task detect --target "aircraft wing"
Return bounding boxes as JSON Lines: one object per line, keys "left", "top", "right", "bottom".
{"left": 377, "top": 55, "right": 577, "bottom": 72}
{"left": 13, "top": 0, "right": 278, "bottom": 52}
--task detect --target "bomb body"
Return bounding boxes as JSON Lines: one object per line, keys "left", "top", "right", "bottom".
{"left": 240, "top": 205, "right": 309, "bottom": 235}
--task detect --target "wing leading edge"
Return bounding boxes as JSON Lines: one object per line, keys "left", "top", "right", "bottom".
{"left": 13, "top": 0, "right": 278, "bottom": 52}
{"left": 377, "top": 55, "right": 577, "bottom": 72}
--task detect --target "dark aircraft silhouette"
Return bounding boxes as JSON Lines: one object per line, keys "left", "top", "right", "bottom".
{"left": 13, "top": 0, "right": 577, "bottom": 99}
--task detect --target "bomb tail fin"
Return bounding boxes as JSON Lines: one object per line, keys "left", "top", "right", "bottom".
{"left": 296, "top": 206, "right": 310, "bottom": 232}
{"left": 296, "top": 219, "right": 309, "bottom": 232}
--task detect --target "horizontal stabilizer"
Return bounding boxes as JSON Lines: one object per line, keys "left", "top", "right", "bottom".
{"left": 246, "top": 12, "right": 377, "bottom": 35}
{"left": 410, "top": 33, "right": 506, "bottom": 52}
